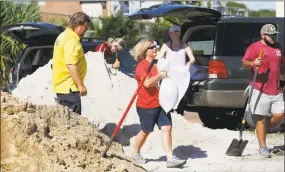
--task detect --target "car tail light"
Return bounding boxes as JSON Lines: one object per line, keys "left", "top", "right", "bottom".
{"left": 208, "top": 60, "right": 228, "bottom": 79}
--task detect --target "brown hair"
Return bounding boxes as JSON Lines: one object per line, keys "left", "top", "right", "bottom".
{"left": 107, "top": 38, "right": 126, "bottom": 50}
{"left": 68, "top": 12, "right": 91, "bottom": 30}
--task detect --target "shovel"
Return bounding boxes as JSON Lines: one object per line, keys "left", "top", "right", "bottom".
{"left": 226, "top": 49, "right": 264, "bottom": 156}
{"left": 101, "top": 59, "right": 157, "bottom": 158}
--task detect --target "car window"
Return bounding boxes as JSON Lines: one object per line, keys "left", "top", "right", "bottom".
{"left": 23, "top": 49, "right": 38, "bottom": 65}
{"left": 187, "top": 27, "right": 216, "bottom": 56}
{"left": 24, "top": 48, "right": 53, "bottom": 66}
{"left": 38, "top": 48, "right": 53, "bottom": 65}
{"left": 215, "top": 23, "right": 277, "bottom": 56}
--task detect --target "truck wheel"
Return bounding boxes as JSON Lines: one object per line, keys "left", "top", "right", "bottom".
{"left": 245, "top": 112, "right": 284, "bottom": 133}
{"left": 198, "top": 109, "right": 242, "bottom": 130}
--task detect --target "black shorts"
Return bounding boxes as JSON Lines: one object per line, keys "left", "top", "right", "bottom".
{"left": 137, "top": 106, "right": 172, "bottom": 132}
{"left": 56, "top": 90, "right": 81, "bottom": 115}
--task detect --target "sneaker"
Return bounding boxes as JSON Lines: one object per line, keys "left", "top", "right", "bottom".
{"left": 166, "top": 156, "right": 186, "bottom": 168}
{"left": 131, "top": 153, "right": 147, "bottom": 164}
{"left": 259, "top": 146, "right": 271, "bottom": 158}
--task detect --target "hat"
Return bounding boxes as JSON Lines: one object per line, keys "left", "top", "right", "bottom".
{"left": 261, "top": 24, "right": 280, "bottom": 35}
{"left": 169, "top": 25, "right": 181, "bottom": 32}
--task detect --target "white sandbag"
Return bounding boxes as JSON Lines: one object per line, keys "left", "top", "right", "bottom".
{"left": 167, "top": 65, "right": 190, "bottom": 109}
{"left": 157, "top": 58, "right": 169, "bottom": 72}
{"left": 159, "top": 77, "right": 179, "bottom": 113}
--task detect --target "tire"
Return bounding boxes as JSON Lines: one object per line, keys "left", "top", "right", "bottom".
{"left": 245, "top": 111, "right": 285, "bottom": 133}
{"left": 198, "top": 108, "right": 243, "bottom": 130}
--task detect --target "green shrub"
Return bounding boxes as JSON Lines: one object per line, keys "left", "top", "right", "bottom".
{"left": 93, "top": 12, "right": 140, "bottom": 48}
{"left": 0, "top": 1, "right": 41, "bottom": 91}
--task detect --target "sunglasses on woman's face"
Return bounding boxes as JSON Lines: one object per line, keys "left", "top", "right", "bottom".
{"left": 147, "top": 45, "right": 157, "bottom": 50}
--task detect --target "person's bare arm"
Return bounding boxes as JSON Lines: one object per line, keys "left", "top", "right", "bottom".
{"left": 143, "top": 72, "right": 166, "bottom": 88}
{"left": 184, "top": 43, "right": 195, "bottom": 68}
{"left": 280, "top": 61, "right": 285, "bottom": 92}
{"left": 281, "top": 63, "right": 285, "bottom": 83}
{"left": 66, "top": 64, "right": 84, "bottom": 87}
{"left": 66, "top": 64, "right": 87, "bottom": 96}
{"left": 242, "top": 58, "right": 262, "bottom": 69}
{"left": 242, "top": 60, "right": 254, "bottom": 69}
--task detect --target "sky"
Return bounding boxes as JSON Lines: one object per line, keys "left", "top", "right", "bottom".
{"left": 237, "top": 1, "right": 276, "bottom": 11}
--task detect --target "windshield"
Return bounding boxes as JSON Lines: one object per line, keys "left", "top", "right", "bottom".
{"left": 214, "top": 23, "right": 277, "bottom": 56}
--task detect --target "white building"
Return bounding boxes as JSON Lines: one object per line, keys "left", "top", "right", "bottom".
{"left": 276, "top": 1, "right": 284, "bottom": 17}
{"left": 110, "top": 1, "right": 164, "bottom": 16}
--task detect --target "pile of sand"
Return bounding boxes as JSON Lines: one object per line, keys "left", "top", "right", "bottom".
{"left": 1, "top": 91, "right": 146, "bottom": 172}
{"left": 12, "top": 52, "right": 139, "bottom": 132}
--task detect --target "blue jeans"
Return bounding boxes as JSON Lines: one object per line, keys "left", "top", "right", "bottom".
{"left": 137, "top": 106, "right": 172, "bottom": 132}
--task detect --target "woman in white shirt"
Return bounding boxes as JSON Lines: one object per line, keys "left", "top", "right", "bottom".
{"left": 156, "top": 25, "right": 196, "bottom": 114}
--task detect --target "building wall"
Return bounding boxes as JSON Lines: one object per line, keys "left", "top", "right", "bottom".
{"left": 39, "top": 1, "right": 82, "bottom": 22}
{"left": 39, "top": 1, "right": 110, "bottom": 22}
{"left": 276, "top": 1, "right": 284, "bottom": 17}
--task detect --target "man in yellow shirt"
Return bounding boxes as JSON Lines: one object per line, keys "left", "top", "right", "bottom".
{"left": 52, "top": 12, "right": 90, "bottom": 115}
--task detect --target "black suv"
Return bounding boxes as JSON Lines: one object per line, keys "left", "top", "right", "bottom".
{"left": 1, "top": 22, "right": 103, "bottom": 91}
{"left": 128, "top": 4, "right": 284, "bottom": 131}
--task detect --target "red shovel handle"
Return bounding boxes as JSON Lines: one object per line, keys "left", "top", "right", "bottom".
{"left": 101, "top": 59, "right": 157, "bottom": 157}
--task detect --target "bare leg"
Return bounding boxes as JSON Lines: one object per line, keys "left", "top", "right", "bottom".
{"left": 270, "top": 113, "right": 284, "bottom": 129}
{"left": 256, "top": 115, "right": 267, "bottom": 147}
{"left": 161, "top": 125, "right": 173, "bottom": 160}
{"left": 133, "top": 130, "right": 150, "bottom": 154}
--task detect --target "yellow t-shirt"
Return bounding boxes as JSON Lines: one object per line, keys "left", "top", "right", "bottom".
{"left": 52, "top": 27, "right": 87, "bottom": 94}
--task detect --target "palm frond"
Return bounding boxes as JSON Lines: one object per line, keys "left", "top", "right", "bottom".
{"left": 0, "top": 1, "right": 41, "bottom": 90}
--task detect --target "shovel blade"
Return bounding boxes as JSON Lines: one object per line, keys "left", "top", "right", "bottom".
{"left": 226, "top": 138, "right": 248, "bottom": 156}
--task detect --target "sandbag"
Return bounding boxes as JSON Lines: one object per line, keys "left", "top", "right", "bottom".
{"left": 167, "top": 65, "right": 190, "bottom": 109}
{"left": 157, "top": 58, "right": 170, "bottom": 73}
{"left": 159, "top": 78, "right": 179, "bottom": 113}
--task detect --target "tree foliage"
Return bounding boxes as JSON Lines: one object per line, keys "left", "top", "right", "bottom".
{"left": 0, "top": 1, "right": 41, "bottom": 90}
{"left": 48, "top": 17, "right": 68, "bottom": 28}
{"left": 249, "top": 9, "right": 276, "bottom": 17}
{"left": 207, "top": 1, "right": 212, "bottom": 8}
{"left": 226, "top": 1, "right": 247, "bottom": 9}
{"left": 226, "top": 1, "right": 275, "bottom": 17}
{"left": 93, "top": 12, "right": 140, "bottom": 48}
{"left": 140, "top": 18, "right": 173, "bottom": 45}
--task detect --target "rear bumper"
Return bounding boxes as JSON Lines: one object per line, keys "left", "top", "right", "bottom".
{"left": 187, "top": 90, "right": 247, "bottom": 108}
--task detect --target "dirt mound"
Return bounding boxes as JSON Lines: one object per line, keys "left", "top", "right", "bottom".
{"left": 1, "top": 91, "right": 146, "bottom": 172}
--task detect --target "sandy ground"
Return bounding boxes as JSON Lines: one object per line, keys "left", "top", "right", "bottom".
{"left": 122, "top": 111, "right": 284, "bottom": 172}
